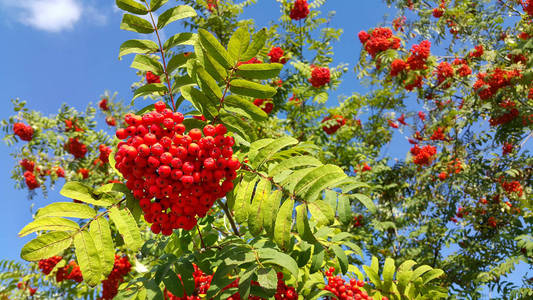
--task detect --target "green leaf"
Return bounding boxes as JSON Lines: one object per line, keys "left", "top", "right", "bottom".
{"left": 18, "top": 217, "right": 79, "bottom": 237}
{"left": 411, "top": 265, "right": 432, "bottom": 281}
{"left": 36, "top": 202, "right": 96, "bottom": 219}
{"left": 60, "top": 182, "right": 112, "bottom": 207}
{"left": 337, "top": 195, "right": 352, "bottom": 225}
{"left": 89, "top": 217, "right": 115, "bottom": 277}
{"left": 133, "top": 83, "right": 168, "bottom": 100}
{"left": 219, "top": 113, "right": 256, "bottom": 142}
{"left": 157, "top": 5, "right": 197, "bottom": 29}
{"left": 363, "top": 258, "right": 382, "bottom": 290}
{"left": 251, "top": 137, "right": 298, "bottom": 169}
{"left": 351, "top": 193, "right": 376, "bottom": 214}
{"left": 150, "top": 0, "right": 168, "bottom": 12}
{"left": 73, "top": 230, "right": 102, "bottom": 286}
{"left": 382, "top": 257, "right": 395, "bottom": 292}
{"left": 163, "top": 33, "right": 197, "bottom": 50}
{"left": 116, "top": 0, "right": 148, "bottom": 15}
{"left": 310, "top": 243, "right": 325, "bottom": 273}
{"left": 308, "top": 200, "right": 335, "bottom": 227}
{"left": 236, "top": 63, "right": 283, "bottom": 80}
{"left": 229, "top": 79, "right": 277, "bottom": 98}
{"left": 294, "top": 165, "right": 346, "bottom": 200}
{"left": 228, "top": 26, "right": 250, "bottom": 61}
{"left": 296, "top": 204, "right": 316, "bottom": 243}
{"left": 268, "top": 156, "right": 322, "bottom": 177}
{"left": 131, "top": 54, "right": 163, "bottom": 73}
{"left": 273, "top": 198, "right": 294, "bottom": 250}
{"left": 263, "top": 190, "right": 282, "bottom": 236}
{"left": 198, "top": 28, "right": 233, "bottom": 69}
{"left": 181, "top": 86, "right": 218, "bottom": 120}
{"left": 257, "top": 248, "right": 299, "bottom": 281}
{"left": 194, "top": 64, "right": 223, "bottom": 100}
{"left": 163, "top": 271, "right": 184, "bottom": 298}
{"left": 21, "top": 232, "right": 72, "bottom": 261}
{"left": 119, "top": 39, "right": 159, "bottom": 59}
{"left": 108, "top": 207, "right": 143, "bottom": 252}
{"left": 256, "top": 268, "right": 277, "bottom": 291}
{"left": 233, "top": 176, "right": 258, "bottom": 224}
{"left": 120, "top": 14, "right": 154, "bottom": 34}
{"left": 331, "top": 245, "right": 348, "bottom": 274}
{"left": 423, "top": 269, "right": 444, "bottom": 284}
{"left": 248, "top": 178, "right": 271, "bottom": 236}
{"left": 241, "top": 28, "right": 267, "bottom": 61}
{"left": 223, "top": 95, "right": 267, "bottom": 121}
{"left": 204, "top": 51, "right": 228, "bottom": 82}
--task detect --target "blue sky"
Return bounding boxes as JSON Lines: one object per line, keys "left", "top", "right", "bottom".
{"left": 0, "top": 0, "right": 528, "bottom": 296}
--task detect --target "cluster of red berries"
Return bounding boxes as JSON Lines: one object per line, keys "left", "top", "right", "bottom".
{"left": 101, "top": 255, "right": 132, "bottom": 300}
{"left": 99, "top": 98, "right": 109, "bottom": 111}
{"left": 473, "top": 68, "right": 521, "bottom": 100}
{"left": 390, "top": 59, "right": 407, "bottom": 77}
{"left": 98, "top": 144, "right": 112, "bottom": 164}
{"left": 206, "top": 0, "right": 218, "bottom": 12}
{"left": 324, "top": 267, "right": 369, "bottom": 300}
{"left": 38, "top": 256, "right": 62, "bottom": 275}
{"left": 501, "top": 180, "right": 523, "bottom": 197}
{"left": 524, "top": 0, "right": 533, "bottom": 16}
{"left": 432, "top": 0, "right": 446, "bottom": 18}
{"left": 452, "top": 58, "right": 472, "bottom": 77}
{"left": 407, "top": 40, "right": 431, "bottom": 71}
{"left": 66, "top": 137, "right": 88, "bottom": 159}
{"left": 435, "top": 61, "right": 454, "bottom": 88}
{"left": 358, "top": 27, "right": 401, "bottom": 59}
{"left": 146, "top": 71, "right": 161, "bottom": 84}
{"left": 396, "top": 114, "right": 407, "bottom": 125}
{"left": 322, "top": 115, "right": 346, "bottom": 134}
{"left": 17, "top": 281, "right": 37, "bottom": 296}
{"left": 56, "top": 260, "right": 83, "bottom": 283}
{"left": 430, "top": 127, "right": 446, "bottom": 141}
{"left": 469, "top": 45, "right": 484, "bottom": 58}
{"left": 502, "top": 142, "right": 514, "bottom": 155}
{"left": 489, "top": 108, "right": 519, "bottom": 127}
{"left": 388, "top": 119, "right": 399, "bottom": 129}
{"left": 253, "top": 99, "right": 274, "bottom": 114}
{"left": 20, "top": 159, "right": 64, "bottom": 189}
{"left": 268, "top": 47, "right": 287, "bottom": 64}
{"left": 114, "top": 101, "right": 240, "bottom": 234}
{"left": 13, "top": 122, "right": 34, "bottom": 141}
{"left": 353, "top": 215, "right": 364, "bottom": 227}
{"left": 288, "top": 95, "right": 301, "bottom": 105}
{"left": 392, "top": 16, "right": 406, "bottom": 32}
{"left": 289, "top": 0, "right": 309, "bottom": 20}
{"left": 361, "top": 163, "right": 372, "bottom": 172}
{"left": 237, "top": 57, "right": 262, "bottom": 67}
{"left": 165, "top": 264, "right": 297, "bottom": 300}
{"left": 309, "top": 66, "right": 331, "bottom": 88}
{"left": 65, "top": 119, "right": 84, "bottom": 132}
{"left": 78, "top": 168, "right": 90, "bottom": 179}
{"left": 106, "top": 116, "right": 117, "bottom": 126}
{"left": 410, "top": 145, "right": 437, "bottom": 166}
{"left": 24, "top": 170, "right": 40, "bottom": 190}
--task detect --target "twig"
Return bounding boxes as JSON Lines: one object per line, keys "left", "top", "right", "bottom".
{"left": 217, "top": 199, "right": 240, "bottom": 236}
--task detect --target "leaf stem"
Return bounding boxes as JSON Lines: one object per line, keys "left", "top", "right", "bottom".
{"left": 217, "top": 199, "right": 240, "bottom": 236}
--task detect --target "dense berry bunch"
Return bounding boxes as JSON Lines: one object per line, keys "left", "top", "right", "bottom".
{"left": 524, "top": 0, "right": 533, "bottom": 16}
{"left": 501, "top": 180, "right": 523, "bottom": 197}
{"left": 17, "top": 282, "right": 37, "bottom": 296}
{"left": 236, "top": 57, "right": 262, "bottom": 67}
{"left": 114, "top": 101, "right": 240, "bottom": 234}
{"left": 435, "top": 62, "right": 454, "bottom": 87}
{"left": 430, "top": 127, "right": 446, "bottom": 141}
{"left": 13, "top": 122, "right": 34, "bottom": 141}
{"left": 99, "top": 144, "right": 112, "bottom": 164}
{"left": 452, "top": 59, "right": 472, "bottom": 77}
{"left": 165, "top": 264, "right": 212, "bottom": 300}
{"left": 289, "top": 0, "right": 309, "bottom": 20}
{"left": 502, "top": 142, "right": 514, "bottom": 155}
{"left": 353, "top": 214, "right": 364, "bottom": 227}
{"left": 24, "top": 171, "right": 40, "bottom": 189}
{"left": 20, "top": 159, "right": 35, "bottom": 172}
{"left": 406, "top": 40, "right": 431, "bottom": 70}
{"left": 207, "top": 0, "right": 217, "bottom": 12}
{"left": 146, "top": 71, "right": 161, "bottom": 84}
{"left": 309, "top": 66, "right": 330, "bottom": 88}
{"left": 390, "top": 59, "right": 407, "bottom": 77}
{"left": 101, "top": 255, "right": 132, "bottom": 300}
{"left": 66, "top": 137, "right": 88, "bottom": 159}
{"left": 322, "top": 115, "right": 346, "bottom": 134}
{"left": 268, "top": 47, "right": 287, "bottom": 64}
{"left": 410, "top": 145, "right": 437, "bottom": 166}
{"left": 489, "top": 107, "right": 519, "bottom": 127}
{"left": 56, "top": 260, "right": 83, "bottom": 283}
{"left": 38, "top": 256, "right": 62, "bottom": 275}
{"left": 392, "top": 16, "right": 406, "bottom": 31}
{"left": 253, "top": 99, "right": 274, "bottom": 114}
{"left": 65, "top": 119, "right": 83, "bottom": 132}
{"left": 473, "top": 68, "right": 521, "bottom": 100}
{"left": 106, "top": 116, "right": 117, "bottom": 126}
{"left": 99, "top": 98, "right": 109, "bottom": 111}
{"left": 359, "top": 27, "right": 401, "bottom": 58}
{"left": 324, "top": 267, "right": 369, "bottom": 300}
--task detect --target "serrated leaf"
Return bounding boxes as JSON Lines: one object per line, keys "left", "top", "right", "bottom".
{"left": 194, "top": 63, "right": 222, "bottom": 101}
{"left": 273, "top": 198, "right": 294, "bottom": 250}
{"left": 422, "top": 269, "right": 444, "bottom": 284}
{"left": 331, "top": 244, "right": 348, "bottom": 274}
{"left": 120, "top": 14, "right": 154, "bottom": 34}
{"left": 223, "top": 95, "right": 267, "bottom": 121}
{"left": 296, "top": 204, "right": 316, "bottom": 243}
{"left": 241, "top": 28, "right": 267, "bottom": 61}
{"left": 60, "top": 182, "right": 112, "bottom": 207}
{"left": 268, "top": 156, "right": 322, "bottom": 177}
{"left": 181, "top": 86, "right": 218, "bottom": 120}
{"left": 248, "top": 178, "right": 271, "bottom": 236}
{"left": 310, "top": 243, "right": 325, "bottom": 273}
{"left": 21, "top": 232, "right": 72, "bottom": 261}
{"left": 36, "top": 202, "right": 96, "bottom": 219}
{"left": 89, "top": 217, "right": 115, "bottom": 277}
{"left": 198, "top": 28, "right": 233, "bottom": 68}
{"left": 308, "top": 200, "right": 335, "bottom": 227}
{"left": 119, "top": 39, "right": 159, "bottom": 58}
{"left": 236, "top": 63, "right": 283, "bottom": 80}
{"left": 133, "top": 83, "right": 168, "bottom": 100}
{"left": 411, "top": 265, "right": 432, "bottom": 281}
{"left": 157, "top": 5, "right": 197, "bottom": 29}
{"left": 337, "top": 195, "right": 352, "bottom": 224}
{"left": 204, "top": 51, "right": 228, "bottom": 82}
{"left": 73, "top": 230, "right": 102, "bottom": 286}
{"left": 363, "top": 261, "right": 382, "bottom": 289}
{"left": 251, "top": 137, "right": 298, "bottom": 169}
{"left": 257, "top": 248, "right": 298, "bottom": 281}
{"left": 228, "top": 26, "right": 250, "bottom": 61}
{"left": 131, "top": 54, "right": 163, "bottom": 73}
{"left": 167, "top": 52, "right": 194, "bottom": 75}
{"left": 18, "top": 217, "right": 79, "bottom": 237}
{"left": 382, "top": 257, "right": 395, "bottom": 292}
{"left": 219, "top": 113, "right": 256, "bottom": 142}
{"left": 163, "top": 270, "right": 184, "bottom": 298}
{"left": 294, "top": 165, "right": 346, "bottom": 200}
{"left": 233, "top": 176, "right": 258, "bottom": 224}
{"left": 263, "top": 190, "right": 282, "bottom": 236}
{"left": 116, "top": 0, "right": 148, "bottom": 15}
{"left": 108, "top": 207, "right": 143, "bottom": 252}
{"left": 150, "top": 0, "right": 168, "bottom": 12}
{"left": 229, "top": 79, "right": 277, "bottom": 98}
{"left": 351, "top": 193, "right": 377, "bottom": 214}
{"left": 163, "top": 32, "right": 197, "bottom": 50}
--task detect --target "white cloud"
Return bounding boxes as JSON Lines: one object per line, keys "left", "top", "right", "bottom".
{"left": 2, "top": 0, "right": 82, "bottom": 32}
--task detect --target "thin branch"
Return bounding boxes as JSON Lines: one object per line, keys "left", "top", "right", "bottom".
{"left": 217, "top": 199, "right": 240, "bottom": 236}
